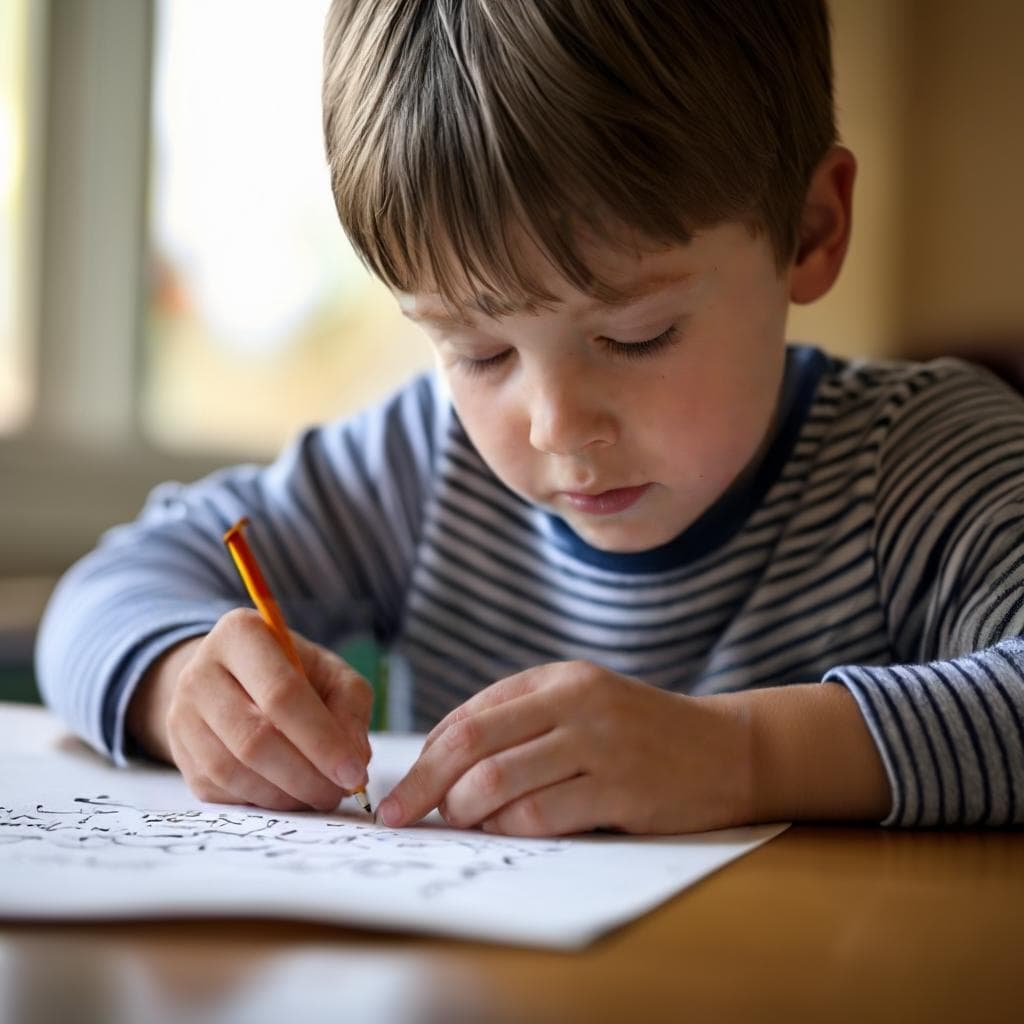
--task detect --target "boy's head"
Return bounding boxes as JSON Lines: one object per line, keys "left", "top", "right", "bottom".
{"left": 321, "top": 0, "right": 855, "bottom": 553}
{"left": 324, "top": 0, "right": 837, "bottom": 309}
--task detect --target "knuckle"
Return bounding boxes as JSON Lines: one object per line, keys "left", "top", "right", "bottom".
{"left": 175, "top": 659, "right": 205, "bottom": 698}
{"left": 475, "top": 757, "right": 503, "bottom": 799}
{"left": 443, "top": 715, "right": 479, "bottom": 757}
{"left": 404, "top": 759, "right": 432, "bottom": 797}
{"left": 550, "top": 660, "right": 584, "bottom": 691}
{"left": 438, "top": 798, "right": 458, "bottom": 828}
{"left": 516, "top": 795, "right": 547, "bottom": 836}
{"left": 164, "top": 700, "right": 187, "bottom": 734}
{"left": 566, "top": 661, "right": 603, "bottom": 699}
{"left": 218, "top": 605, "right": 259, "bottom": 637}
{"left": 234, "top": 714, "right": 277, "bottom": 766}
{"left": 573, "top": 659, "right": 599, "bottom": 683}
{"left": 395, "top": 759, "right": 436, "bottom": 815}
{"left": 204, "top": 748, "right": 241, "bottom": 790}
{"left": 260, "top": 676, "right": 297, "bottom": 718}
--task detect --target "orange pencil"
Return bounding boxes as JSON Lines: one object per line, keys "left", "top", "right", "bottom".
{"left": 223, "top": 516, "right": 372, "bottom": 816}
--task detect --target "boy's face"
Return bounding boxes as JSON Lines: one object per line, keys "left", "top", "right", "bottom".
{"left": 398, "top": 223, "right": 791, "bottom": 553}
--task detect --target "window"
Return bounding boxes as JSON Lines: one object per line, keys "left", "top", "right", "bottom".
{"left": 0, "top": 0, "right": 40, "bottom": 436}
{"left": 145, "top": 0, "right": 431, "bottom": 456}
{"left": 0, "top": 2, "right": 434, "bottom": 574}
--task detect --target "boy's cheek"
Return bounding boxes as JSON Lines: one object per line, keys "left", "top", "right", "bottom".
{"left": 452, "top": 392, "right": 537, "bottom": 482}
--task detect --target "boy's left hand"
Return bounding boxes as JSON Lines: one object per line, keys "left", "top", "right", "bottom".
{"left": 376, "top": 661, "right": 754, "bottom": 836}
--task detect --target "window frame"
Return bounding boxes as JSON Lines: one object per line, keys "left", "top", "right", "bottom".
{"left": 0, "top": 0, "right": 242, "bottom": 576}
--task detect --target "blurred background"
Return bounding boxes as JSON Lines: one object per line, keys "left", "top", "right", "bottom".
{"left": 1, "top": 0, "right": 1023, "bottom": 703}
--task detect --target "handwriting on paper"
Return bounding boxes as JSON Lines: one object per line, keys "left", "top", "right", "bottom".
{"left": 0, "top": 795, "right": 568, "bottom": 898}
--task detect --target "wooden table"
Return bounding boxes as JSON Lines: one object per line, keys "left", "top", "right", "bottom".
{"left": 1, "top": 704, "right": 1021, "bottom": 1023}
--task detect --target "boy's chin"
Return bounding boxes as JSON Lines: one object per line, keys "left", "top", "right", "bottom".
{"left": 561, "top": 515, "right": 685, "bottom": 555}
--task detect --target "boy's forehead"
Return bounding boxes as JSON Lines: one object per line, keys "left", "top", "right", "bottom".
{"left": 393, "top": 221, "right": 758, "bottom": 324}
{"left": 397, "top": 269, "right": 695, "bottom": 325}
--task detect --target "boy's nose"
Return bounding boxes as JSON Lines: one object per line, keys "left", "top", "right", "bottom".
{"left": 527, "top": 370, "right": 617, "bottom": 455}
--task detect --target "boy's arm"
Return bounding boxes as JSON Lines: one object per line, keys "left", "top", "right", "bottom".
{"left": 124, "top": 638, "right": 199, "bottom": 764}
{"left": 378, "top": 663, "right": 891, "bottom": 833}
{"left": 821, "top": 640, "right": 1024, "bottom": 826}
{"left": 815, "top": 363, "right": 1024, "bottom": 827}
{"left": 742, "top": 682, "right": 891, "bottom": 822}
{"left": 35, "top": 374, "right": 445, "bottom": 766}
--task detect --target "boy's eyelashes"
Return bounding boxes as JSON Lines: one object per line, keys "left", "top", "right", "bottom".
{"left": 453, "top": 324, "right": 683, "bottom": 378}
{"left": 607, "top": 324, "right": 681, "bottom": 361}
{"left": 456, "top": 349, "right": 515, "bottom": 377}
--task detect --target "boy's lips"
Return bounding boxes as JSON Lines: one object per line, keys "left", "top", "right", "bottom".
{"left": 559, "top": 484, "right": 653, "bottom": 515}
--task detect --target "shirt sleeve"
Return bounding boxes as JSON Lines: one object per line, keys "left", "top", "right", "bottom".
{"left": 824, "top": 360, "right": 1024, "bottom": 826}
{"left": 34, "top": 373, "right": 447, "bottom": 766}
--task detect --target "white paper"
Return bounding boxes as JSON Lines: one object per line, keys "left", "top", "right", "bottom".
{"left": 0, "top": 734, "right": 786, "bottom": 949}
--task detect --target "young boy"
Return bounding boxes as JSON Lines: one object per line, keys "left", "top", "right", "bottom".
{"left": 37, "top": 0, "right": 1024, "bottom": 834}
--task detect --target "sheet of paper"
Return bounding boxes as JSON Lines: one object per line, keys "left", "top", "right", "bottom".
{"left": 0, "top": 734, "right": 786, "bottom": 949}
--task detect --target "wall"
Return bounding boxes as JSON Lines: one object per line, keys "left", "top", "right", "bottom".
{"left": 900, "top": 0, "right": 1024, "bottom": 352}
{"left": 789, "top": 0, "right": 1024, "bottom": 361}
{"left": 789, "top": 0, "right": 911, "bottom": 359}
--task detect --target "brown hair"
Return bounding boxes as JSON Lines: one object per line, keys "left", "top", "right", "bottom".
{"left": 323, "top": 0, "right": 835, "bottom": 314}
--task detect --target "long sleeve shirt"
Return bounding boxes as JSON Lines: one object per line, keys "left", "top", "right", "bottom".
{"left": 36, "top": 345, "right": 1024, "bottom": 826}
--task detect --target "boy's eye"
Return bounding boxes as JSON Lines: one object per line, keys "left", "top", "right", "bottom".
{"left": 456, "top": 349, "right": 513, "bottom": 377}
{"left": 453, "top": 323, "right": 681, "bottom": 377}
{"left": 602, "top": 324, "right": 681, "bottom": 359}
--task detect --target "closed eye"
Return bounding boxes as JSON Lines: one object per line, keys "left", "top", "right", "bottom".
{"left": 453, "top": 322, "right": 682, "bottom": 377}
{"left": 455, "top": 349, "right": 514, "bottom": 377}
{"left": 601, "top": 324, "right": 681, "bottom": 360}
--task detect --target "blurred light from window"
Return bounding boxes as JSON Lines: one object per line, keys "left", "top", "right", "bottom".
{"left": 0, "top": 0, "right": 35, "bottom": 435}
{"left": 144, "top": 0, "right": 432, "bottom": 456}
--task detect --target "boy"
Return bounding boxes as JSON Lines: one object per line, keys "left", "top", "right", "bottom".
{"left": 38, "top": 0, "right": 1024, "bottom": 833}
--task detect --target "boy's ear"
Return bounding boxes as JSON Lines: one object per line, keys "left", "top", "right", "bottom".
{"left": 788, "top": 145, "right": 857, "bottom": 304}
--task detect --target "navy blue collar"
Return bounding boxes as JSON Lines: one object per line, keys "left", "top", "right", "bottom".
{"left": 544, "top": 344, "right": 832, "bottom": 573}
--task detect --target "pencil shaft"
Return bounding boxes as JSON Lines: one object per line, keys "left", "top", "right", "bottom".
{"left": 222, "top": 517, "right": 373, "bottom": 815}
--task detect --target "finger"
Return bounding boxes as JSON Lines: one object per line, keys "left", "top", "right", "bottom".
{"left": 481, "top": 774, "right": 607, "bottom": 838}
{"left": 378, "top": 689, "right": 555, "bottom": 828}
{"left": 214, "top": 609, "right": 369, "bottom": 790}
{"left": 292, "top": 633, "right": 375, "bottom": 739}
{"left": 439, "top": 728, "right": 581, "bottom": 829}
{"left": 172, "top": 736, "right": 242, "bottom": 806}
{"left": 193, "top": 660, "right": 348, "bottom": 812}
{"left": 167, "top": 720, "right": 239, "bottom": 804}
{"left": 421, "top": 666, "right": 547, "bottom": 754}
{"left": 172, "top": 704, "right": 314, "bottom": 813}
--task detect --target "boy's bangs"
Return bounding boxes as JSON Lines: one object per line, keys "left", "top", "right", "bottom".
{"left": 325, "top": 1, "right": 708, "bottom": 317}
{"left": 338, "top": 101, "right": 699, "bottom": 319}
{"left": 324, "top": 0, "right": 835, "bottom": 315}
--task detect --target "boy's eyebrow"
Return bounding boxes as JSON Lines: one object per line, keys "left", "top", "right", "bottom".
{"left": 402, "top": 309, "right": 464, "bottom": 327}
{"left": 402, "top": 272, "right": 695, "bottom": 325}
{"left": 584, "top": 271, "right": 697, "bottom": 310}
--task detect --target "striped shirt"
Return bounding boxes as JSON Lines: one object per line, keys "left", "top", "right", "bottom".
{"left": 36, "top": 345, "right": 1024, "bottom": 827}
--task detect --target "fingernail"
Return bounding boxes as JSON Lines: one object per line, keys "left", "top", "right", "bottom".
{"left": 377, "top": 797, "right": 401, "bottom": 827}
{"left": 336, "top": 759, "right": 365, "bottom": 791}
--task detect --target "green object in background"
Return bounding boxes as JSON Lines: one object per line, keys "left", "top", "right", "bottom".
{"left": 1, "top": 666, "right": 41, "bottom": 704}
{"left": 337, "top": 635, "right": 388, "bottom": 732}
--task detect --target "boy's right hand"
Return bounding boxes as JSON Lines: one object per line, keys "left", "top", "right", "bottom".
{"left": 126, "top": 608, "right": 374, "bottom": 813}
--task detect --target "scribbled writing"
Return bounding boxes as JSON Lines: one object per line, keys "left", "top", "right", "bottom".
{"left": 0, "top": 795, "right": 568, "bottom": 897}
